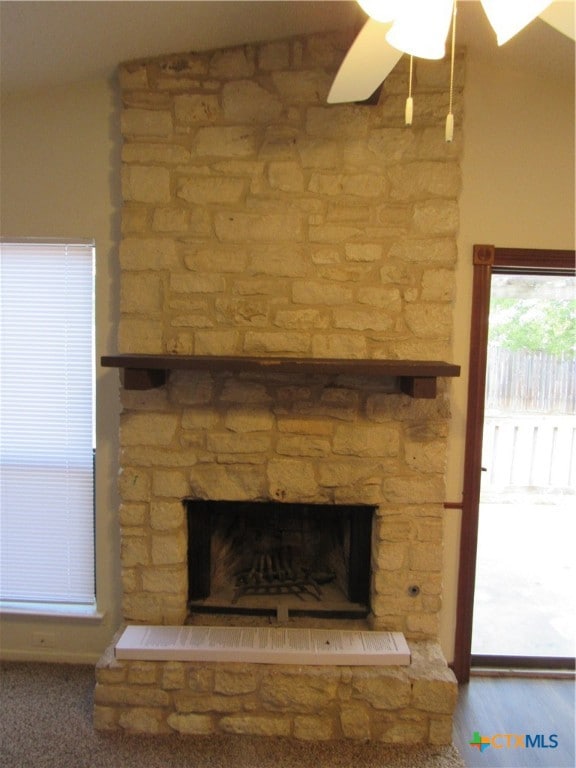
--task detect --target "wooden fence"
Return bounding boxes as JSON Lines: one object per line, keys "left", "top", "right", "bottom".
{"left": 485, "top": 347, "right": 576, "bottom": 414}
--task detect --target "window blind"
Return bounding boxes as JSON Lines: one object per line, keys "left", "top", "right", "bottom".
{"left": 0, "top": 240, "right": 95, "bottom": 606}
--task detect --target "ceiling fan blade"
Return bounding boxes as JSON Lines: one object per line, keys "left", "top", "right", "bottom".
{"left": 327, "top": 18, "right": 403, "bottom": 104}
{"left": 539, "top": 1, "right": 575, "bottom": 40}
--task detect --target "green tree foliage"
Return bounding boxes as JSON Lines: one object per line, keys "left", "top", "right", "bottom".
{"left": 489, "top": 298, "right": 576, "bottom": 356}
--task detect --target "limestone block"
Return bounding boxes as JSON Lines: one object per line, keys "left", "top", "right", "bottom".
{"left": 215, "top": 298, "right": 268, "bottom": 326}
{"left": 405, "top": 440, "right": 447, "bottom": 474}
{"left": 421, "top": 269, "right": 455, "bottom": 301}
{"left": 293, "top": 715, "right": 335, "bottom": 740}
{"left": 194, "top": 330, "right": 240, "bottom": 355}
{"left": 267, "top": 459, "right": 318, "bottom": 501}
{"left": 122, "top": 143, "right": 190, "bottom": 164}
{"left": 119, "top": 64, "right": 149, "bottom": 90}
{"left": 261, "top": 673, "right": 338, "bottom": 713}
{"left": 120, "top": 238, "right": 179, "bottom": 270}
{"left": 189, "top": 463, "right": 266, "bottom": 501}
{"left": 277, "top": 418, "right": 333, "bottom": 436}
{"left": 174, "top": 94, "right": 221, "bottom": 124}
{"left": 127, "top": 662, "right": 159, "bottom": 685}
{"left": 194, "top": 126, "right": 259, "bottom": 157}
{"left": 258, "top": 41, "right": 290, "bottom": 71}
{"left": 333, "top": 424, "right": 400, "bottom": 458}
{"left": 306, "top": 106, "right": 370, "bottom": 139}
{"left": 121, "top": 109, "right": 172, "bottom": 138}
{"left": 152, "top": 207, "right": 190, "bottom": 233}
{"left": 209, "top": 47, "right": 255, "bottom": 78}
{"left": 94, "top": 684, "right": 170, "bottom": 708}
{"left": 219, "top": 715, "right": 291, "bottom": 737}
{"left": 351, "top": 672, "right": 411, "bottom": 710}
{"left": 411, "top": 678, "right": 457, "bottom": 714}
{"left": 413, "top": 200, "right": 459, "bottom": 235}
{"left": 374, "top": 542, "right": 406, "bottom": 571}
{"left": 388, "top": 162, "right": 461, "bottom": 201}
{"left": 296, "top": 137, "right": 339, "bottom": 168}
{"left": 119, "top": 503, "right": 147, "bottom": 527}
{"left": 292, "top": 281, "right": 352, "bottom": 306}
{"left": 406, "top": 613, "right": 440, "bottom": 638}
{"left": 120, "top": 272, "right": 162, "bottom": 314}
{"left": 151, "top": 531, "right": 187, "bottom": 565}
{"left": 118, "top": 468, "right": 151, "bottom": 502}
{"left": 428, "top": 715, "right": 455, "bottom": 745}
{"left": 169, "top": 272, "right": 226, "bottom": 294}
{"left": 382, "top": 475, "right": 445, "bottom": 505}
{"left": 222, "top": 81, "right": 282, "bottom": 123}
{"left": 311, "top": 334, "right": 368, "bottom": 359}
{"left": 122, "top": 165, "right": 171, "bottom": 204}
{"left": 187, "top": 668, "right": 214, "bottom": 692}
{"left": 118, "top": 707, "right": 170, "bottom": 734}
{"left": 243, "top": 331, "right": 310, "bottom": 354}
{"left": 182, "top": 408, "right": 219, "bottom": 430}
{"left": 162, "top": 662, "right": 186, "bottom": 690}
{"left": 271, "top": 71, "right": 332, "bottom": 103}
{"left": 404, "top": 303, "right": 452, "bottom": 340}
{"left": 224, "top": 380, "right": 273, "bottom": 405}
{"left": 121, "top": 413, "right": 179, "bottom": 447}
{"left": 334, "top": 309, "right": 394, "bottom": 332}
{"left": 167, "top": 713, "right": 215, "bottom": 735}
{"left": 177, "top": 176, "right": 245, "bottom": 204}
{"left": 224, "top": 406, "right": 274, "bottom": 433}
{"left": 357, "top": 288, "right": 402, "bottom": 314}
{"left": 214, "top": 212, "right": 303, "bottom": 242}
{"left": 276, "top": 435, "right": 331, "bottom": 457}
{"left": 122, "top": 593, "right": 163, "bottom": 624}
{"left": 340, "top": 703, "right": 372, "bottom": 740}
{"left": 268, "top": 161, "right": 305, "bottom": 192}
{"left": 141, "top": 564, "right": 187, "bottom": 594}
{"left": 274, "top": 309, "right": 329, "bottom": 330}
{"left": 345, "top": 244, "right": 383, "bottom": 262}
{"left": 121, "top": 536, "right": 150, "bottom": 567}
{"left": 151, "top": 474, "right": 190, "bottom": 503}
{"left": 374, "top": 712, "right": 429, "bottom": 744}
{"left": 184, "top": 247, "right": 249, "bottom": 274}
{"left": 388, "top": 238, "right": 457, "bottom": 265}
{"left": 118, "top": 318, "right": 163, "bottom": 353}
{"left": 214, "top": 671, "right": 258, "bottom": 695}
{"left": 173, "top": 692, "right": 244, "bottom": 714}
{"left": 93, "top": 705, "right": 119, "bottom": 731}
{"left": 309, "top": 224, "right": 364, "bottom": 243}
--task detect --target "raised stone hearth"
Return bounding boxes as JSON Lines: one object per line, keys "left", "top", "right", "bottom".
{"left": 95, "top": 635, "right": 456, "bottom": 742}
{"left": 98, "top": 28, "right": 463, "bottom": 741}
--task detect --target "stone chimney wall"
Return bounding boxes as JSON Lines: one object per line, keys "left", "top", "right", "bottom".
{"left": 115, "top": 30, "right": 464, "bottom": 637}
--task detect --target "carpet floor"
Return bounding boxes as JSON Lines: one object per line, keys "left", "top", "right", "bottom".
{"left": 0, "top": 662, "right": 466, "bottom": 768}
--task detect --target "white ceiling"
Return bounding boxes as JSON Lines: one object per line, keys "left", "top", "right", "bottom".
{"left": 1, "top": 1, "right": 574, "bottom": 96}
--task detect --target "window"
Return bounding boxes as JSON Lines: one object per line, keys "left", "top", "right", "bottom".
{"left": 0, "top": 240, "right": 95, "bottom": 610}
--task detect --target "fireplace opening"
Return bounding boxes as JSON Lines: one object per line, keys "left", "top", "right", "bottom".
{"left": 186, "top": 500, "right": 374, "bottom": 620}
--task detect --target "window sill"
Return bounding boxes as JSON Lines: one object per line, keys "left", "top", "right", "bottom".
{"left": 0, "top": 601, "right": 105, "bottom": 622}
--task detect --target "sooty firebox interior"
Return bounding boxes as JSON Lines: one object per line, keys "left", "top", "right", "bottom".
{"left": 186, "top": 500, "right": 374, "bottom": 619}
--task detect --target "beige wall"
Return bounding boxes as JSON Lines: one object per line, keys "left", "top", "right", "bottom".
{"left": 1, "top": 38, "right": 574, "bottom": 663}
{"left": 442, "top": 43, "right": 575, "bottom": 658}
{"left": 0, "top": 79, "right": 123, "bottom": 661}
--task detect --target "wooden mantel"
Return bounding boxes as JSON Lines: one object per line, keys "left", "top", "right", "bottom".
{"left": 101, "top": 354, "right": 460, "bottom": 399}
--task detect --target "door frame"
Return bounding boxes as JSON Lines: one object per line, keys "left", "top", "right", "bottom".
{"left": 453, "top": 244, "right": 575, "bottom": 684}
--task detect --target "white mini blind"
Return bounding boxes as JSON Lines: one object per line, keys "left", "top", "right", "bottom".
{"left": 0, "top": 240, "right": 95, "bottom": 606}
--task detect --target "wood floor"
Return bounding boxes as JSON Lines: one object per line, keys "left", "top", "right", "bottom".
{"left": 453, "top": 675, "right": 575, "bottom": 767}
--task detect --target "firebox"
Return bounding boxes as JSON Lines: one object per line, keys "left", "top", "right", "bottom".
{"left": 186, "top": 500, "right": 374, "bottom": 620}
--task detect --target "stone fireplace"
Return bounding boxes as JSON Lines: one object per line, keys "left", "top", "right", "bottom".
{"left": 95, "top": 28, "right": 462, "bottom": 741}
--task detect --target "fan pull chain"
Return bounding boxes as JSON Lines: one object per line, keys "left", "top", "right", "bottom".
{"left": 445, "top": 0, "right": 457, "bottom": 142}
{"left": 405, "top": 56, "right": 414, "bottom": 125}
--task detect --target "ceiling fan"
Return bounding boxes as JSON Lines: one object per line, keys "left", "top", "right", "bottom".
{"left": 328, "top": 0, "right": 576, "bottom": 105}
